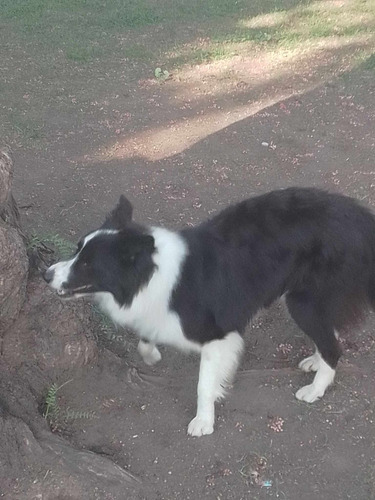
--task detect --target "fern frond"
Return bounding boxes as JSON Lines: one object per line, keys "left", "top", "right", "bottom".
{"left": 64, "top": 407, "right": 96, "bottom": 420}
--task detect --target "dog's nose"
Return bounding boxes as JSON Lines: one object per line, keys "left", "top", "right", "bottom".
{"left": 43, "top": 268, "right": 54, "bottom": 284}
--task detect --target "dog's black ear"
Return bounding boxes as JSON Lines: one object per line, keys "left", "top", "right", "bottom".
{"left": 103, "top": 195, "right": 133, "bottom": 229}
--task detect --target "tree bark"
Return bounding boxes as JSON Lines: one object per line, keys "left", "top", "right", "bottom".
{"left": 0, "top": 150, "right": 28, "bottom": 334}
{"left": 0, "top": 150, "right": 143, "bottom": 499}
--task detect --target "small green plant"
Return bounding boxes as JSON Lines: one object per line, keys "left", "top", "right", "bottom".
{"left": 44, "top": 379, "right": 72, "bottom": 422}
{"left": 28, "top": 232, "right": 75, "bottom": 259}
{"left": 44, "top": 380, "right": 96, "bottom": 429}
{"left": 65, "top": 407, "right": 96, "bottom": 420}
{"left": 91, "top": 305, "right": 130, "bottom": 349}
{"left": 154, "top": 67, "right": 170, "bottom": 81}
{"left": 44, "top": 383, "right": 60, "bottom": 421}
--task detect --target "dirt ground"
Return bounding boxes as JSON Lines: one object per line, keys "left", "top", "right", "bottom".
{"left": 3, "top": 14, "right": 375, "bottom": 499}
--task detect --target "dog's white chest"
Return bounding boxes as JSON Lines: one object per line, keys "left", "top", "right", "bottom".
{"left": 95, "top": 291, "right": 200, "bottom": 352}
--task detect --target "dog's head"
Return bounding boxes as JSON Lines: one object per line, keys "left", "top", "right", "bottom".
{"left": 43, "top": 196, "right": 155, "bottom": 305}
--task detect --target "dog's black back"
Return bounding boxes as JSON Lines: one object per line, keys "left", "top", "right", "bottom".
{"left": 172, "top": 188, "right": 375, "bottom": 368}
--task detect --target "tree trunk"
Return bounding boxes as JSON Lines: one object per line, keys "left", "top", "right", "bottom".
{"left": 0, "top": 149, "right": 28, "bottom": 334}
{"left": 0, "top": 150, "right": 143, "bottom": 499}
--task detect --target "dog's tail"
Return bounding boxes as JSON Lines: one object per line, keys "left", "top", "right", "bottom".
{"left": 335, "top": 209, "right": 375, "bottom": 331}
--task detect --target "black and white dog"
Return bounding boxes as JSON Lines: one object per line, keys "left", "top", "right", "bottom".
{"left": 44, "top": 188, "right": 375, "bottom": 436}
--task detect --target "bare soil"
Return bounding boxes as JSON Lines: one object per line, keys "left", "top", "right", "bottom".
{"left": 5, "top": 41, "right": 375, "bottom": 499}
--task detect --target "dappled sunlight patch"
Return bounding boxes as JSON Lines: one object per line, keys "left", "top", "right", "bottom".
{"left": 166, "top": 0, "right": 375, "bottom": 65}
{"left": 2, "top": 0, "right": 374, "bottom": 161}
{"left": 84, "top": 35, "right": 371, "bottom": 163}
{"left": 308, "top": 0, "right": 373, "bottom": 12}
{"left": 88, "top": 94, "right": 288, "bottom": 162}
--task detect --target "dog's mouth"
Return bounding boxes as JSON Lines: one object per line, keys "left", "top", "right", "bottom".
{"left": 56, "top": 285, "right": 95, "bottom": 298}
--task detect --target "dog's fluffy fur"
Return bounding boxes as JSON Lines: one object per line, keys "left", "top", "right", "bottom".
{"left": 44, "top": 188, "right": 375, "bottom": 436}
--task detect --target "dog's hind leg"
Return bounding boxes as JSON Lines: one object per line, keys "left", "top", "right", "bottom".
{"left": 287, "top": 292, "right": 341, "bottom": 403}
{"left": 299, "top": 331, "right": 340, "bottom": 373}
{"left": 188, "top": 331, "right": 244, "bottom": 437}
{"left": 137, "top": 339, "right": 162, "bottom": 366}
{"left": 295, "top": 350, "right": 336, "bottom": 402}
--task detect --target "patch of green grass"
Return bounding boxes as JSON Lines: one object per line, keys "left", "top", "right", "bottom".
{"left": 1, "top": 0, "right": 374, "bottom": 158}
{"left": 214, "top": 27, "right": 276, "bottom": 44}
{"left": 1, "top": 108, "right": 48, "bottom": 146}
{"left": 11, "top": 118, "right": 45, "bottom": 140}
{"left": 221, "top": 2, "right": 372, "bottom": 45}
{"left": 123, "top": 44, "right": 154, "bottom": 61}
{"left": 362, "top": 53, "right": 375, "bottom": 71}
{"left": 169, "top": 45, "right": 236, "bottom": 67}
{"left": 161, "top": 0, "right": 374, "bottom": 68}
{"left": 308, "top": 23, "right": 336, "bottom": 39}
{"left": 275, "top": 30, "right": 303, "bottom": 47}
{"left": 3, "top": 0, "right": 374, "bottom": 73}
{"left": 197, "top": 46, "right": 236, "bottom": 62}
{"left": 65, "top": 43, "right": 103, "bottom": 62}
{"left": 333, "top": 49, "right": 375, "bottom": 81}
{"left": 2, "top": 0, "right": 258, "bottom": 33}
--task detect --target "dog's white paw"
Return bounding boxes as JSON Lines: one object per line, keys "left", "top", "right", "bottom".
{"left": 138, "top": 341, "right": 162, "bottom": 366}
{"left": 187, "top": 416, "right": 214, "bottom": 437}
{"left": 295, "top": 384, "right": 324, "bottom": 403}
{"left": 298, "top": 353, "right": 321, "bottom": 373}
{"left": 143, "top": 348, "right": 162, "bottom": 366}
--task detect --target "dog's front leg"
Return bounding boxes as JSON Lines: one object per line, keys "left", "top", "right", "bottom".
{"left": 187, "top": 332, "right": 244, "bottom": 437}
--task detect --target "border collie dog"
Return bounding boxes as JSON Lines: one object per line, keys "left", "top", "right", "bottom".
{"left": 44, "top": 188, "right": 375, "bottom": 436}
